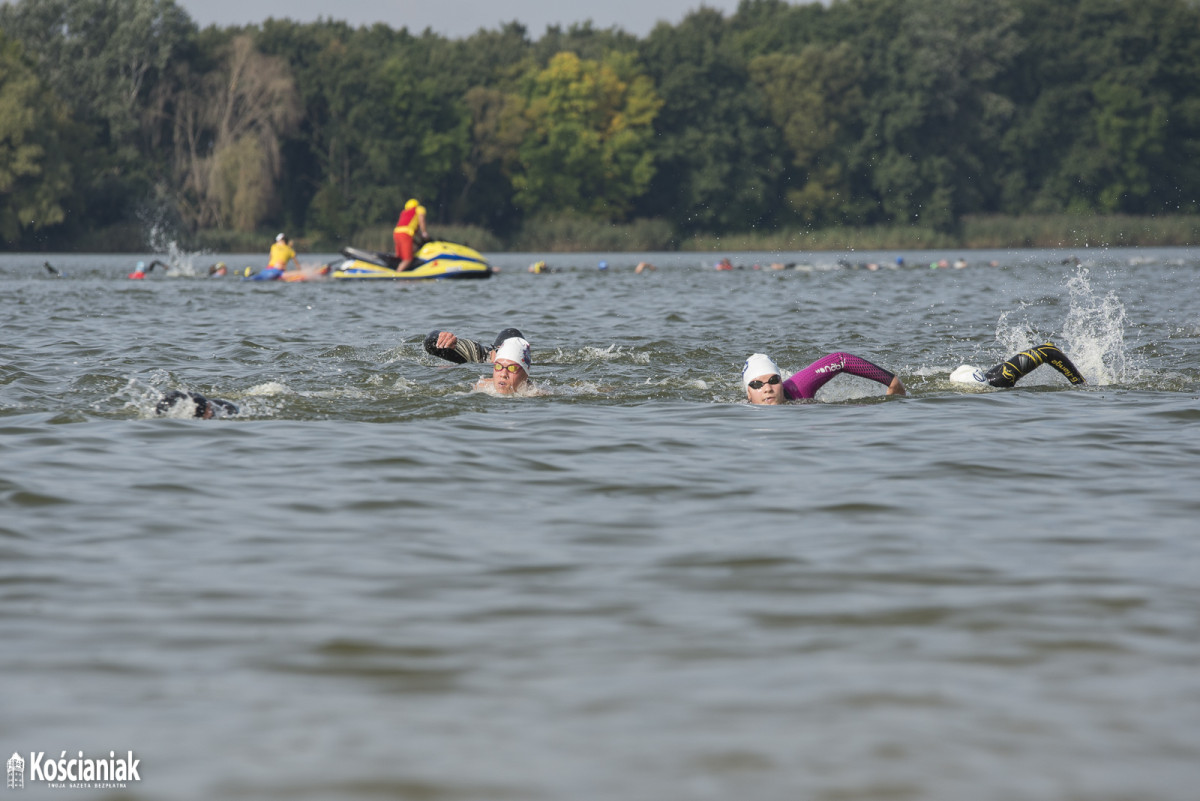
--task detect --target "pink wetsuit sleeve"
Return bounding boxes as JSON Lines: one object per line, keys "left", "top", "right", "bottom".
{"left": 782, "top": 352, "right": 896, "bottom": 400}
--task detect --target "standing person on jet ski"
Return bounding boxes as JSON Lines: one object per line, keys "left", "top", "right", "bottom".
{"left": 394, "top": 199, "right": 428, "bottom": 271}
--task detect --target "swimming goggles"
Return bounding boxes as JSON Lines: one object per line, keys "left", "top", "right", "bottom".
{"left": 493, "top": 362, "right": 523, "bottom": 373}
{"left": 747, "top": 375, "right": 782, "bottom": 390}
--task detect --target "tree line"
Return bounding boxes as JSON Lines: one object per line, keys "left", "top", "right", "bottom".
{"left": 2, "top": 0, "right": 1199, "bottom": 251}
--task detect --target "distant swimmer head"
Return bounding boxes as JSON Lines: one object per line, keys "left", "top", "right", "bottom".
{"left": 949, "top": 365, "right": 989, "bottom": 385}
{"left": 156, "top": 390, "right": 204, "bottom": 417}
{"left": 598, "top": 260, "right": 608, "bottom": 270}
{"left": 405, "top": 199, "right": 419, "bottom": 209}
{"left": 742, "top": 353, "right": 780, "bottom": 389}
{"left": 155, "top": 390, "right": 239, "bottom": 419}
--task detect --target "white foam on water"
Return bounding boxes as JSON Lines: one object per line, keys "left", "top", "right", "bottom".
{"left": 1062, "top": 266, "right": 1129, "bottom": 386}
{"left": 992, "top": 265, "right": 1130, "bottom": 387}
{"left": 569, "top": 345, "right": 651, "bottom": 364}
{"left": 246, "top": 381, "right": 290, "bottom": 396}
{"left": 143, "top": 216, "right": 217, "bottom": 277}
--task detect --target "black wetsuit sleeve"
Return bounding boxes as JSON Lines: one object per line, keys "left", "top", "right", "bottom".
{"left": 423, "top": 330, "right": 489, "bottom": 364}
{"left": 985, "top": 342, "right": 1086, "bottom": 387}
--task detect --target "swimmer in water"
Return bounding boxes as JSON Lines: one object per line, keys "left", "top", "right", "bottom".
{"left": 128, "top": 259, "right": 169, "bottom": 280}
{"left": 424, "top": 327, "right": 526, "bottom": 364}
{"left": 473, "top": 337, "right": 533, "bottom": 395}
{"left": 155, "top": 390, "right": 239, "bottom": 418}
{"left": 950, "top": 342, "right": 1086, "bottom": 387}
{"left": 742, "top": 352, "right": 905, "bottom": 405}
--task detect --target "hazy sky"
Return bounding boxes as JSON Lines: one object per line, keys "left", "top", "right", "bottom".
{"left": 174, "top": 0, "right": 748, "bottom": 39}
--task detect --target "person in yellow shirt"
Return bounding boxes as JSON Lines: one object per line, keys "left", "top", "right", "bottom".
{"left": 393, "top": 199, "right": 428, "bottom": 271}
{"left": 252, "top": 233, "right": 299, "bottom": 281}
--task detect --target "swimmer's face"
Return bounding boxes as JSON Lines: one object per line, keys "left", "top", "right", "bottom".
{"left": 492, "top": 359, "right": 527, "bottom": 394}
{"left": 746, "top": 373, "right": 784, "bottom": 405}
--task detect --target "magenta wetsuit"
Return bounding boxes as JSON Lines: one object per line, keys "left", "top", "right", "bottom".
{"left": 782, "top": 352, "right": 897, "bottom": 400}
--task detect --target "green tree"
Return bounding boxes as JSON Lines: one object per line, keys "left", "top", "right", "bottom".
{"left": 379, "top": 54, "right": 472, "bottom": 223}
{"left": 172, "top": 34, "right": 301, "bottom": 232}
{"left": 1001, "top": 0, "right": 1200, "bottom": 214}
{"left": 458, "top": 86, "right": 529, "bottom": 230}
{"left": 256, "top": 19, "right": 378, "bottom": 237}
{"left": 848, "top": 0, "right": 1021, "bottom": 230}
{"left": 258, "top": 21, "right": 471, "bottom": 239}
{"left": 0, "top": 34, "right": 73, "bottom": 244}
{"left": 531, "top": 21, "right": 640, "bottom": 65}
{"left": 636, "top": 9, "right": 784, "bottom": 234}
{"left": 513, "top": 50, "right": 662, "bottom": 220}
{"left": 728, "top": 0, "right": 832, "bottom": 59}
{"left": 0, "top": 0, "right": 196, "bottom": 230}
{"left": 749, "top": 43, "right": 867, "bottom": 226}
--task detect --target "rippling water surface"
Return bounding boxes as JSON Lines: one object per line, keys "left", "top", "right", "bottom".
{"left": 3, "top": 248, "right": 1199, "bottom": 800}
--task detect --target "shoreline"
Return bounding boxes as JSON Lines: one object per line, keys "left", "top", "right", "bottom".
{"left": 13, "top": 214, "right": 1200, "bottom": 255}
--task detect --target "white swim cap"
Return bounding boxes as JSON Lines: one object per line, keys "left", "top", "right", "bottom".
{"left": 276, "top": 232, "right": 286, "bottom": 241}
{"left": 494, "top": 337, "right": 532, "bottom": 375}
{"left": 950, "top": 365, "right": 988, "bottom": 385}
{"left": 742, "top": 353, "right": 780, "bottom": 388}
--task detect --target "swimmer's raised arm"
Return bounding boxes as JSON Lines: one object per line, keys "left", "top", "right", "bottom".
{"left": 783, "top": 352, "right": 901, "bottom": 400}
{"left": 424, "top": 330, "right": 489, "bottom": 364}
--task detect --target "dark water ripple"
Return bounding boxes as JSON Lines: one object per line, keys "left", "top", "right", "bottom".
{"left": 2, "top": 249, "right": 1200, "bottom": 800}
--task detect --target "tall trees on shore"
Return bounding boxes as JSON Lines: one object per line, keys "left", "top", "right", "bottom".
{"left": 173, "top": 34, "right": 301, "bottom": 232}
{"left": 636, "top": 8, "right": 784, "bottom": 235}
{"left": 513, "top": 50, "right": 661, "bottom": 220}
{"left": 2, "top": 0, "right": 1199, "bottom": 248}
{"left": 0, "top": 0, "right": 194, "bottom": 240}
{"left": 0, "top": 33, "right": 72, "bottom": 242}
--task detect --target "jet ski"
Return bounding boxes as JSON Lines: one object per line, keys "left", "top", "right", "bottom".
{"left": 330, "top": 240, "right": 492, "bottom": 280}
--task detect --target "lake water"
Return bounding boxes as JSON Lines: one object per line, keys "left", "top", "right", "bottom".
{"left": 2, "top": 247, "right": 1199, "bottom": 800}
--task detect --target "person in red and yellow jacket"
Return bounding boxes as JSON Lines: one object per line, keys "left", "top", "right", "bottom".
{"left": 393, "top": 199, "right": 428, "bottom": 271}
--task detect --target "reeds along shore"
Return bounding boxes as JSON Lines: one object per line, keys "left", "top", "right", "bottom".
{"left": 681, "top": 215, "right": 1200, "bottom": 253}
{"left": 72, "top": 213, "right": 1200, "bottom": 255}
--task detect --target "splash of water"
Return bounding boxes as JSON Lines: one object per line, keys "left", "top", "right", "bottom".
{"left": 142, "top": 214, "right": 207, "bottom": 277}
{"left": 993, "top": 308, "right": 1040, "bottom": 359}
{"left": 992, "top": 266, "right": 1129, "bottom": 386}
{"left": 1062, "top": 266, "right": 1128, "bottom": 385}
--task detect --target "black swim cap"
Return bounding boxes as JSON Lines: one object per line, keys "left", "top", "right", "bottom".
{"left": 493, "top": 328, "right": 525, "bottom": 349}
{"left": 156, "top": 390, "right": 187, "bottom": 415}
{"left": 155, "top": 390, "right": 211, "bottom": 418}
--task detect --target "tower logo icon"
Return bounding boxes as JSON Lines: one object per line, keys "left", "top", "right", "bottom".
{"left": 7, "top": 752, "right": 24, "bottom": 790}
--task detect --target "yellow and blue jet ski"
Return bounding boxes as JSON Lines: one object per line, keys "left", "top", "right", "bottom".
{"left": 330, "top": 241, "right": 492, "bottom": 280}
